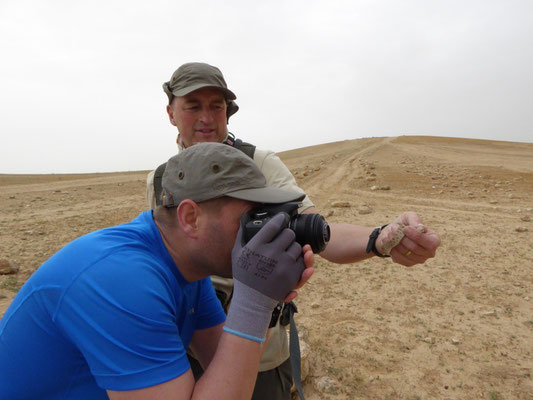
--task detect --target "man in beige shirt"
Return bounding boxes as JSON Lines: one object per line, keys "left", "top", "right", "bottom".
{"left": 147, "top": 62, "right": 441, "bottom": 400}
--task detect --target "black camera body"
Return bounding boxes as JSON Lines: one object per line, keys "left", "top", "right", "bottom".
{"left": 241, "top": 202, "right": 330, "bottom": 253}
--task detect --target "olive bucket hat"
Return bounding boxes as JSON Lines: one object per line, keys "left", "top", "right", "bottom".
{"left": 163, "top": 62, "right": 239, "bottom": 119}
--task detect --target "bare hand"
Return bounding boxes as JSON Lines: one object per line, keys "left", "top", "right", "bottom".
{"left": 283, "top": 244, "right": 314, "bottom": 302}
{"left": 378, "top": 212, "right": 441, "bottom": 267}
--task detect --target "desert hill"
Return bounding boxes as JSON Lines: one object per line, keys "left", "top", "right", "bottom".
{"left": 1, "top": 136, "right": 532, "bottom": 399}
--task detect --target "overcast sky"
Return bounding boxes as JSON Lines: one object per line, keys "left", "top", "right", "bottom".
{"left": 1, "top": 0, "right": 532, "bottom": 174}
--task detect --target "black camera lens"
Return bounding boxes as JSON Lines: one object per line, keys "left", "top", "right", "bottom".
{"left": 289, "top": 213, "right": 330, "bottom": 253}
{"left": 242, "top": 202, "right": 330, "bottom": 254}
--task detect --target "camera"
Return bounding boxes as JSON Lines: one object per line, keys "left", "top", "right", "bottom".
{"left": 241, "top": 202, "right": 330, "bottom": 253}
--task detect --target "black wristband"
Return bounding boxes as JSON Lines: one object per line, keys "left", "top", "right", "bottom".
{"left": 366, "top": 224, "right": 391, "bottom": 258}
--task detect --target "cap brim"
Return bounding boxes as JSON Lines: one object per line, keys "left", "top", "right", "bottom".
{"left": 173, "top": 83, "right": 236, "bottom": 100}
{"left": 225, "top": 187, "right": 305, "bottom": 204}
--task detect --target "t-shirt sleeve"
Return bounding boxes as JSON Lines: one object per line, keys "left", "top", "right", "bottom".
{"left": 194, "top": 278, "right": 226, "bottom": 330}
{"left": 54, "top": 253, "right": 191, "bottom": 391}
{"left": 254, "top": 149, "right": 314, "bottom": 211}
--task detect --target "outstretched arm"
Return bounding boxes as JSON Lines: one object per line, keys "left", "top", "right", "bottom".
{"left": 304, "top": 207, "right": 440, "bottom": 266}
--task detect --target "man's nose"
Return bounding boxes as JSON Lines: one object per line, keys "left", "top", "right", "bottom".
{"left": 198, "top": 108, "right": 215, "bottom": 124}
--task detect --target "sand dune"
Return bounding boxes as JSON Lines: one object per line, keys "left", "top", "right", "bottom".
{"left": 1, "top": 136, "right": 532, "bottom": 399}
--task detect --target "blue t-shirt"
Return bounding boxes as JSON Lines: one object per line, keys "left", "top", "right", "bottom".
{"left": 0, "top": 211, "right": 226, "bottom": 399}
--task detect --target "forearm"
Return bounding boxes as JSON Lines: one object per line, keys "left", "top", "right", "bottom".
{"left": 192, "top": 332, "right": 263, "bottom": 400}
{"left": 312, "top": 209, "right": 440, "bottom": 267}
{"left": 320, "top": 222, "right": 375, "bottom": 264}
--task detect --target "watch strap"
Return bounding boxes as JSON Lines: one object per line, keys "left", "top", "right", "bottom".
{"left": 366, "top": 224, "right": 391, "bottom": 258}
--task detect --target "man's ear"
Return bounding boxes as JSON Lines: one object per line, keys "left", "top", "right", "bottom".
{"left": 167, "top": 104, "right": 177, "bottom": 127}
{"left": 176, "top": 199, "right": 202, "bottom": 238}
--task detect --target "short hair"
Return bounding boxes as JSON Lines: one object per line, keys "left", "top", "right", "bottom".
{"left": 153, "top": 196, "right": 235, "bottom": 229}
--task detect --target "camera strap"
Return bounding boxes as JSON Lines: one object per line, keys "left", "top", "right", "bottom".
{"left": 266, "top": 301, "right": 305, "bottom": 399}
{"left": 286, "top": 302, "right": 306, "bottom": 400}
{"left": 224, "top": 132, "right": 256, "bottom": 159}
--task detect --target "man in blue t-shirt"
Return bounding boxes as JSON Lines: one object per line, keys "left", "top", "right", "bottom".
{"left": 0, "top": 143, "right": 315, "bottom": 400}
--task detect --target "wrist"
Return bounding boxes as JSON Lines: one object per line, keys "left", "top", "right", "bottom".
{"left": 224, "top": 280, "right": 277, "bottom": 343}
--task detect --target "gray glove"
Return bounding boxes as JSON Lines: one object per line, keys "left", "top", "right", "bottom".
{"left": 223, "top": 213, "right": 305, "bottom": 342}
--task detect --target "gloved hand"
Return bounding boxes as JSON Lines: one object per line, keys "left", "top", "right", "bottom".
{"left": 223, "top": 213, "right": 306, "bottom": 342}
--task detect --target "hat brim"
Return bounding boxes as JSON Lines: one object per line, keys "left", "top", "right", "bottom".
{"left": 225, "top": 187, "right": 305, "bottom": 204}
{"left": 172, "top": 83, "right": 236, "bottom": 100}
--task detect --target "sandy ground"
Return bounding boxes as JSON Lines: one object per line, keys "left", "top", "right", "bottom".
{"left": 1, "top": 136, "right": 532, "bottom": 399}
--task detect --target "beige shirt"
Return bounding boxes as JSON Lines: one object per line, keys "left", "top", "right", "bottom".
{"left": 146, "top": 147, "right": 313, "bottom": 371}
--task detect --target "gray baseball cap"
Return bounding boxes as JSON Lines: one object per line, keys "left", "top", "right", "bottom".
{"left": 161, "top": 143, "right": 305, "bottom": 207}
